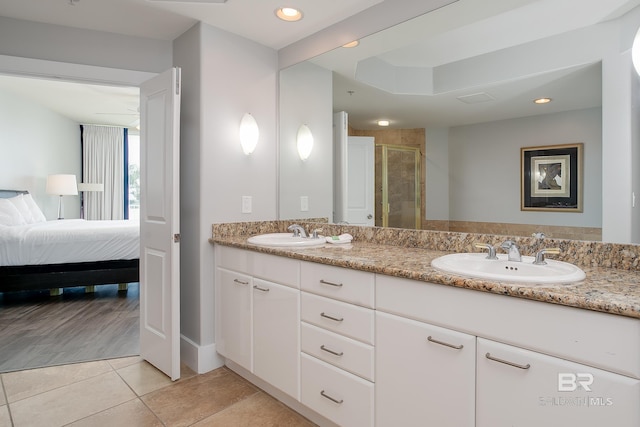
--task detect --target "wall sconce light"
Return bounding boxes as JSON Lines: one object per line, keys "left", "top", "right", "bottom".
{"left": 296, "top": 124, "right": 314, "bottom": 161}
{"left": 46, "top": 174, "right": 78, "bottom": 220}
{"left": 239, "top": 113, "right": 259, "bottom": 155}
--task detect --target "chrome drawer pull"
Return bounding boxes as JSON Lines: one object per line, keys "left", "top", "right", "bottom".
{"left": 320, "top": 279, "right": 343, "bottom": 287}
{"left": 427, "top": 336, "right": 463, "bottom": 350}
{"left": 233, "top": 279, "right": 249, "bottom": 285}
{"left": 320, "top": 345, "right": 344, "bottom": 357}
{"left": 320, "top": 390, "right": 344, "bottom": 404}
{"left": 485, "top": 352, "right": 531, "bottom": 370}
{"left": 320, "top": 312, "right": 344, "bottom": 322}
{"left": 253, "top": 285, "right": 270, "bottom": 292}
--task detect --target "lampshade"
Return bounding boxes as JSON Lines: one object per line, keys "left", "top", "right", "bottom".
{"left": 78, "top": 183, "right": 104, "bottom": 192}
{"left": 296, "top": 124, "right": 314, "bottom": 161}
{"left": 239, "top": 113, "right": 259, "bottom": 155}
{"left": 46, "top": 174, "right": 78, "bottom": 196}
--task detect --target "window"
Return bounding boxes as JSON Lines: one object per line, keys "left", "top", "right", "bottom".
{"left": 127, "top": 134, "right": 140, "bottom": 221}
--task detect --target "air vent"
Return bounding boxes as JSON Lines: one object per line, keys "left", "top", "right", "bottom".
{"left": 456, "top": 92, "right": 495, "bottom": 104}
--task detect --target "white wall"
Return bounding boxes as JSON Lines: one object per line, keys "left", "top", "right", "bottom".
{"left": 0, "top": 88, "right": 81, "bottom": 219}
{"left": 447, "top": 108, "right": 602, "bottom": 228}
{"left": 174, "top": 22, "right": 278, "bottom": 372}
{"left": 0, "top": 16, "right": 171, "bottom": 74}
{"left": 279, "top": 61, "right": 333, "bottom": 220}
{"left": 425, "top": 127, "right": 449, "bottom": 220}
{"left": 173, "top": 24, "right": 204, "bottom": 369}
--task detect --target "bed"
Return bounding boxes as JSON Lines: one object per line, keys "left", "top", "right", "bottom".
{"left": 0, "top": 189, "right": 139, "bottom": 293}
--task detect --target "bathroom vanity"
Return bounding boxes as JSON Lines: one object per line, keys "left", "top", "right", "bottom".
{"left": 212, "top": 225, "right": 640, "bottom": 427}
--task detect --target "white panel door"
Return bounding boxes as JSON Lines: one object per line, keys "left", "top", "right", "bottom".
{"left": 347, "top": 136, "right": 375, "bottom": 226}
{"left": 139, "top": 67, "right": 181, "bottom": 380}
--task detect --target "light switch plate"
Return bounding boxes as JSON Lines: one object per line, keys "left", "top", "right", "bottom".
{"left": 300, "top": 196, "right": 309, "bottom": 212}
{"left": 242, "top": 196, "right": 252, "bottom": 213}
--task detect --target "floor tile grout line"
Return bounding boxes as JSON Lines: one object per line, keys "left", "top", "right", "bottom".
{"left": 1, "top": 360, "right": 116, "bottom": 405}
{"left": 5, "top": 368, "right": 128, "bottom": 412}
{"left": 59, "top": 396, "right": 153, "bottom": 427}
{"left": 0, "top": 375, "right": 14, "bottom": 426}
{"left": 112, "top": 361, "right": 169, "bottom": 426}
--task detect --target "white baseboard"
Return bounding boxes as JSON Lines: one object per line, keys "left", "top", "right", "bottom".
{"left": 180, "top": 335, "right": 225, "bottom": 374}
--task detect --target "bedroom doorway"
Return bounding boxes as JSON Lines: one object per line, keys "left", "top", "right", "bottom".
{"left": 0, "top": 66, "right": 147, "bottom": 372}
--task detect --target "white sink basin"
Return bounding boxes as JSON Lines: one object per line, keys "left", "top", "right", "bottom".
{"left": 431, "top": 253, "right": 586, "bottom": 284}
{"left": 247, "top": 233, "right": 326, "bottom": 248}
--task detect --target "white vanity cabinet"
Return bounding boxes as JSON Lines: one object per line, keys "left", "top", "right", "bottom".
{"left": 375, "top": 311, "right": 476, "bottom": 427}
{"left": 215, "top": 246, "right": 301, "bottom": 399}
{"left": 253, "top": 278, "right": 300, "bottom": 399}
{"left": 214, "top": 244, "right": 640, "bottom": 426}
{"left": 376, "top": 274, "right": 640, "bottom": 427}
{"left": 477, "top": 338, "right": 640, "bottom": 427}
{"left": 215, "top": 267, "right": 253, "bottom": 371}
{"left": 299, "top": 262, "right": 375, "bottom": 427}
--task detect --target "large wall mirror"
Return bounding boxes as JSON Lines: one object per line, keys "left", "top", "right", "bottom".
{"left": 279, "top": 0, "right": 640, "bottom": 244}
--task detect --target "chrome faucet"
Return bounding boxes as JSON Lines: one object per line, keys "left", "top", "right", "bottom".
{"left": 287, "top": 224, "right": 308, "bottom": 238}
{"left": 501, "top": 240, "right": 521, "bottom": 262}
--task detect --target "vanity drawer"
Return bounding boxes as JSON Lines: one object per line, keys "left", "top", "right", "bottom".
{"left": 301, "top": 262, "right": 374, "bottom": 308}
{"left": 301, "top": 353, "right": 374, "bottom": 427}
{"left": 252, "top": 252, "right": 300, "bottom": 288}
{"left": 301, "top": 322, "right": 374, "bottom": 382}
{"left": 301, "top": 292, "right": 375, "bottom": 345}
{"left": 216, "top": 245, "right": 251, "bottom": 272}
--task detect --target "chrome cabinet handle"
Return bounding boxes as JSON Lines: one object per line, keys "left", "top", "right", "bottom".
{"left": 253, "top": 285, "right": 270, "bottom": 292}
{"left": 485, "top": 352, "right": 531, "bottom": 370}
{"left": 320, "top": 279, "right": 343, "bottom": 287}
{"left": 427, "top": 336, "right": 464, "bottom": 350}
{"left": 320, "top": 390, "right": 343, "bottom": 404}
{"left": 320, "top": 312, "right": 344, "bottom": 322}
{"left": 233, "top": 278, "right": 249, "bottom": 285}
{"left": 320, "top": 345, "right": 344, "bottom": 356}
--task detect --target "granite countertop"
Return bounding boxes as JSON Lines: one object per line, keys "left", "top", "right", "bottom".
{"left": 212, "top": 236, "right": 640, "bottom": 320}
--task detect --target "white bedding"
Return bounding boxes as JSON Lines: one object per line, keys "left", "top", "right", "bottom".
{"left": 0, "top": 219, "right": 139, "bottom": 266}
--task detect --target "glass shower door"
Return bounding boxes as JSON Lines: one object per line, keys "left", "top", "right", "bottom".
{"left": 376, "top": 144, "right": 421, "bottom": 229}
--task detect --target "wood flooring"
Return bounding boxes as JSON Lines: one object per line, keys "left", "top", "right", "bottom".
{"left": 0, "top": 284, "right": 139, "bottom": 373}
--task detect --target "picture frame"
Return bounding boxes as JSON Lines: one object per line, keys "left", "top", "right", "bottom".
{"left": 521, "top": 143, "right": 583, "bottom": 212}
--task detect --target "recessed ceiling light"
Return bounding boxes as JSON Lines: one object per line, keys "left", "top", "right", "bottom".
{"left": 342, "top": 40, "right": 360, "bottom": 48}
{"left": 276, "top": 7, "right": 303, "bottom": 22}
{"left": 378, "top": 120, "right": 390, "bottom": 127}
{"left": 534, "top": 97, "right": 552, "bottom": 104}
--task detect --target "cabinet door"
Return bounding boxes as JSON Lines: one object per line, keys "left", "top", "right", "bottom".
{"left": 253, "top": 279, "right": 300, "bottom": 399}
{"left": 375, "top": 311, "right": 476, "bottom": 427}
{"left": 215, "top": 267, "right": 252, "bottom": 371}
{"left": 477, "top": 338, "right": 640, "bottom": 427}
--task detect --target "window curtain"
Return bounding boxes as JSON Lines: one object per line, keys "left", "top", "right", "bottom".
{"left": 81, "top": 125, "right": 125, "bottom": 220}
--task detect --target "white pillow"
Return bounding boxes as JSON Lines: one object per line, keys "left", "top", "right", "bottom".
{"left": 8, "top": 194, "right": 35, "bottom": 223}
{"left": 22, "top": 193, "right": 47, "bottom": 223}
{"left": 0, "top": 199, "right": 27, "bottom": 226}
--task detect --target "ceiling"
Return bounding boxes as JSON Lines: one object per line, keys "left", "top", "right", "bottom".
{"left": 311, "top": 0, "right": 640, "bottom": 129}
{"left": 0, "top": 0, "right": 383, "bottom": 130}
{"left": 0, "top": 0, "right": 639, "bottom": 130}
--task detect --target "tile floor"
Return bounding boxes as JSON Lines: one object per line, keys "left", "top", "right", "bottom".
{"left": 0, "top": 357, "right": 315, "bottom": 426}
